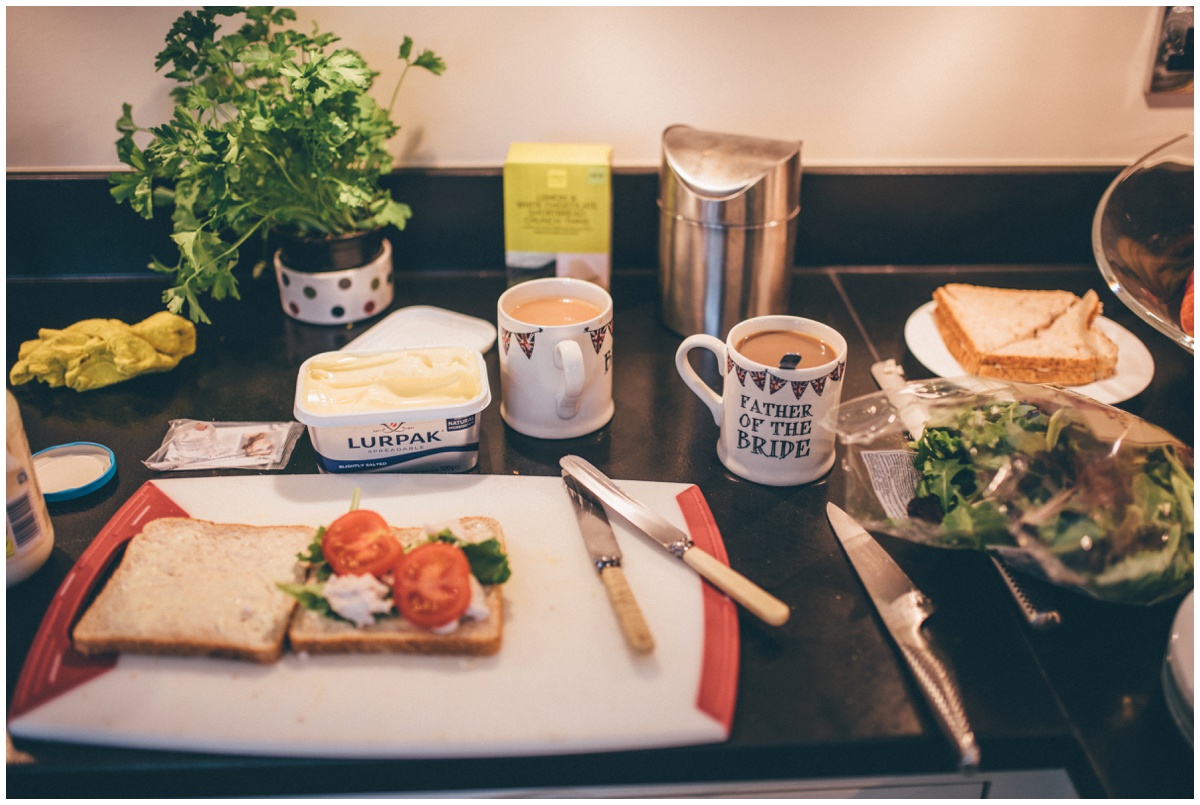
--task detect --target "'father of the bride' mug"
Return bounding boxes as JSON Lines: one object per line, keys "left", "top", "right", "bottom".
{"left": 676, "top": 315, "right": 847, "bottom": 485}
{"left": 498, "top": 278, "right": 614, "bottom": 439}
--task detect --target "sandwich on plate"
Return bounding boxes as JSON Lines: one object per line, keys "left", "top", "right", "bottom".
{"left": 932, "top": 284, "right": 1119, "bottom": 385}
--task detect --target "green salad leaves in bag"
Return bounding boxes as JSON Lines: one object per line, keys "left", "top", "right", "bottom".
{"left": 829, "top": 378, "right": 1193, "bottom": 604}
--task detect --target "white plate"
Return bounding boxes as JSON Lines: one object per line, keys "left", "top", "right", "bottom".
{"left": 904, "top": 301, "right": 1155, "bottom": 404}
{"left": 343, "top": 306, "right": 497, "bottom": 354}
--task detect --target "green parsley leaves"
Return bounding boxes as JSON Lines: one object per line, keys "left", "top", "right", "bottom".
{"left": 109, "top": 7, "right": 444, "bottom": 323}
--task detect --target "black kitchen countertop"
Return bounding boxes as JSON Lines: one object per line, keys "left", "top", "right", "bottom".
{"left": 5, "top": 266, "right": 1194, "bottom": 797}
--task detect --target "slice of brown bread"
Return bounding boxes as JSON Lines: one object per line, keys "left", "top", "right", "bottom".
{"left": 287, "top": 516, "right": 506, "bottom": 657}
{"left": 932, "top": 284, "right": 1118, "bottom": 384}
{"left": 72, "top": 518, "right": 314, "bottom": 663}
{"left": 932, "top": 284, "right": 1078, "bottom": 373}
{"left": 979, "top": 290, "right": 1119, "bottom": 384}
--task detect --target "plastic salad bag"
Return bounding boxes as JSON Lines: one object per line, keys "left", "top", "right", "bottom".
{"left": 827, "top": 377, "right": 1193, "bottom": 605}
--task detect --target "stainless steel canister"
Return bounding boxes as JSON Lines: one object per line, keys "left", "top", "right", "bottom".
{"left": 658, "top": 125, "right": 802, "bottom": 338}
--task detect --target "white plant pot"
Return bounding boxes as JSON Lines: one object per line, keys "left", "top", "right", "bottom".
{"left": 274, "top": 239, "right": 393, "bottom": 325}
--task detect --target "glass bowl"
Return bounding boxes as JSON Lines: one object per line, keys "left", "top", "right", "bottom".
{"left": 1092, "top": 133, "right": 1194, "bottom": 354}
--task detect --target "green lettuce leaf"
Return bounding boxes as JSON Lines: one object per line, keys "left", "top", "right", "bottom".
{"left": 430, "top": 529, "right": 512, "bottom": 585}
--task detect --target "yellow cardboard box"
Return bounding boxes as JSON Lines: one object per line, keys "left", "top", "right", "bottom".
{"left": 503, "top": 143, "right": 612, "bottom": 288}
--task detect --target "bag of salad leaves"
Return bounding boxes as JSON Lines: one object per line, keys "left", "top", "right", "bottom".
{"left": 827, "top": 377, "right": 1193, "bottom": 605}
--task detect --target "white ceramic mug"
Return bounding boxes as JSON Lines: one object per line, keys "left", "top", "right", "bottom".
{"left": 676, "top": 316, "right": 847, "bottom": 486}
{"left": 498, "top": 278, "right": 614, "bottom": 439}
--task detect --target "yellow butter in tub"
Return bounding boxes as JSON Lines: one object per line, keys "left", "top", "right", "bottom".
{"left": 301, "top": 347, "right": 483, "bottom": 413}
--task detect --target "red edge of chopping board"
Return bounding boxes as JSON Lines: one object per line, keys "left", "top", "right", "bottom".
{"left": 9, "top": 481, "right": 190, "bottom": 719}
{"left": 677, "top": 484, "right": 740, "bottom": 735}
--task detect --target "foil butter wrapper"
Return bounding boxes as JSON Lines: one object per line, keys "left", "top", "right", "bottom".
{"left": 145, "top": 420, "right": 304, "bottom": 471}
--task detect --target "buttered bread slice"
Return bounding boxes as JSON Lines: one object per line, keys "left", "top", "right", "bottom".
{"left": 73, "top": 518, "right": 313, "bottom": 663}
{"left": 287, "top": 516, "right": 506, "bottom": 657}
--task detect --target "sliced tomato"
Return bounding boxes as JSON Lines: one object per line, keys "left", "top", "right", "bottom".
{"left": 393, "top": 542, "right": 472, "bottom": 628}
{"left": 322, "top": 509, "right": 401, "bottom": 577}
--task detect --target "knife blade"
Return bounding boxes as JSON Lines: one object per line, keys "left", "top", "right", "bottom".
{"left": 826, "top": 502, "right": 980, "bottom": 771}
{"left": 560, "top": 455, "right": 790, "bottom": 627}
{"left": 563, "top": 474, "right": 655, "bottom": 654}
{"left": 869, "top": 358, "right": 1062, "bottom": 630}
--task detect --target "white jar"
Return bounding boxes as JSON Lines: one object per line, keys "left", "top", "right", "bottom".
{"left": 7, "top": 391, "right": 54, "bottom": 585}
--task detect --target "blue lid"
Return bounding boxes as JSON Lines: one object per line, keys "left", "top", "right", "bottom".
{"left": 32, "top": 442, "right": 117, "bottom": 502}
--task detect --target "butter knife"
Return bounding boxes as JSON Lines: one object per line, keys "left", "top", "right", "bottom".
{"left": 560, "top": 455, "right": 790, "bottom": 627}
{"left": 563, "top": 474, "right": 655, "bottom": 654}
{"left": 870, "top": 358, "right": 1061, "bottom": 630}
{"left": 827, "top": 502, "right": 981, "bottom": 771}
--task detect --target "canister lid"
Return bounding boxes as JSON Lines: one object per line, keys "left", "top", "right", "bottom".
{"left": 659, "top": 125, "right": 802, "bottom": 227}
{"left": 33, "top": 442, "right": 117, "bottom": 502}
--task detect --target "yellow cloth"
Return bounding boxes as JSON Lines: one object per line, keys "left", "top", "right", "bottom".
{"left": 9, "top": 312, "right": 197, "bottom": 391}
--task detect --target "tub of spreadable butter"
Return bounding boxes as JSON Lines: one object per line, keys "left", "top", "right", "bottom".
{"left": 294, "top": 347, "right": 490, "bottom": 473}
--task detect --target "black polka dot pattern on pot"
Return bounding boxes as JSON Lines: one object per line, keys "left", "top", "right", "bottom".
{"left": 276, "top": 250, "right": 392, "bottom": 324}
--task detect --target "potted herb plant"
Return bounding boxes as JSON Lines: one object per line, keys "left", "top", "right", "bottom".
{"left": 110, "top": 6, "right": 445, "bottom": 325}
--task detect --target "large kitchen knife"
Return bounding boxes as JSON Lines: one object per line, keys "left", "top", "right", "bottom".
{"left": 560, "top": 455, "right": 790, "bottom": 627}
{"left": 563, "top": 473, "right": 655, "bottom": 654}
{"left": 826, "top": 501, "right": 980, "bottom": 771}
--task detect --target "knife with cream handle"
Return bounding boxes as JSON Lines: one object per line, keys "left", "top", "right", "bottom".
{"left": 559, "top": 455, "right": 790, "bottom": 627}
{"left": 563, "top": 474, "right": 655, "bottom": 654}
{"left": 827, "top": 502, "right": 981, "bottom": 771}
{"left": 870, "top": 359, "right": 1062, "bottom": 630}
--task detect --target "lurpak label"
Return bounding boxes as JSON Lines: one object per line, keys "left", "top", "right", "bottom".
{"left": 308, "top": 416, "right": 480, "bottom": 474}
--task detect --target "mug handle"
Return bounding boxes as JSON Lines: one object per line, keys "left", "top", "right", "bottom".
{"left": 555, "top": 340, "right": 586, "bottom": 419}
{"left": 675, "top": 334, "right": 725, "bottom": 427}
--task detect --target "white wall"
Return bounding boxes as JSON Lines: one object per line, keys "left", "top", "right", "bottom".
{"left": 5, "top": 5, "right": 1192, "bottom": 171}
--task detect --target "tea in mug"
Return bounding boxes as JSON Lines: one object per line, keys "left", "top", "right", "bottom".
{"left": 735, "top": 329, "right": 835, "bottom": 368}
{"left": 507, "top": 296, "right": 603, "bottom": 326}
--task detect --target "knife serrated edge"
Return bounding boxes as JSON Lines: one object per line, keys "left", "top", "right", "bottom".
{"left": 990, "top": 556, "right": 1062, "bottom": 631}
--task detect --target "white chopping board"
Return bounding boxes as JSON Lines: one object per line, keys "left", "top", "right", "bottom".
{"left": 9, "top": 474, "right": 738, "bottom": 758}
